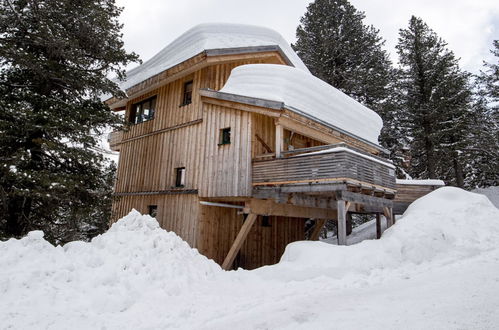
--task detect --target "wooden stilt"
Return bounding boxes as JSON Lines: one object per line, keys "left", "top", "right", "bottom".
{"left": 222, "top": 213, "right": 258, "bottom": 270}
{"left": 375, "top": 212, "right": 381, "bottom": 239}
{"left": 309, "top": 219, "right": 327, "bottom": 241}
{"left": 337, "top": 200, "right": 347, "bottom": 245}
{"left": 383, "top": 207, "right": 394, "bottom": 228}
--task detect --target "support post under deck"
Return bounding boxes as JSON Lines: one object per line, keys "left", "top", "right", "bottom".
{"left": 376, "top": 212, "right": 382, "bottom": 239}
{"left": 337, "top": 200, "right": 347, "bottom": 245}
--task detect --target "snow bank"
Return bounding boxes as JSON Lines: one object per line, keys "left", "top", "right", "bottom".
{"left": 2, "top": 188, "right": 499, "bottom": 329}
{"left": 112, "top": 23, "right": 308, "bottom": 95}
{"left": 220, "top": 64, "right": 383, "bottom": 145}
{"left": 0, "top": 210, "right": 220, "bottom": 329}
{"left": 473, "top": 186, "right": 499, "bottom": 208}
{"left": 258, "top": 187, "right": 499, "bottom": 282}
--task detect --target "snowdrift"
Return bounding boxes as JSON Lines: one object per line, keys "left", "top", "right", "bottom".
{"left": 257, "top": 187, "right": 499, "bottom": 281}
{"left": 1, "top": 187, "right": 499, "bottom": 329}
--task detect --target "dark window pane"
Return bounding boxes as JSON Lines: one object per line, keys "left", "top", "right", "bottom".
{"left": 219, "top": 127, "right": 231, "bottom": 145}
{"left": 175, "top": 167, "right": 185, "bottom": 187}
{"left": 148, "top": 205, "right": 158, "bottom": 218}
{"left": 182, "top": 81, "right": 193, "bottom": 106}
{"left": 130, "top": 96, "right": 156, "bottom": 124}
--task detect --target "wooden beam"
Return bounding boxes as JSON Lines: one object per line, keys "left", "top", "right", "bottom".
{"left": 244, "top": 199, "right": 337, "bottom": 219}
{"left": 376, "top": 213, "right": 382, "bottom": 239}
{"left": 337, "top": 200, "right": 347, "bottom": 245}
{"left": 221, "top": 213, "right": 258, "bottom": 270}
{"left": 275, "top": 123, "right": 283, "bottom": 158}
{"left": 255, "top": 134, "right": 273, "bottom": 153}
{"left": 336, "top": 190, "right": 393, "bottom": 208}
{"left": 252, "top": 189, "right": 338, "bottom": 209}
{"left": 309, "top": 219, "right": 327, "bottom": 241}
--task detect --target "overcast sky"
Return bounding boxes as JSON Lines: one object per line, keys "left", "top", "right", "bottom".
{"left": 116, "top": 0, "right": 498, "bottom": 74}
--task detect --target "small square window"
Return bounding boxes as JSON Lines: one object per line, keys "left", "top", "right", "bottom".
{"left": 175, "top": 167, "right": 186, "bottom": 187}
{"left": 181, "top": 80, "right": 193, "bottom": 106}
{"left": 261, "top": 216, "right": 271, "bottom": 227}
{"left": 219, "top": 127, "right": 231, "bottom": 145}
{"left": 148, "top": 205, "right": 158, "bottom": 218}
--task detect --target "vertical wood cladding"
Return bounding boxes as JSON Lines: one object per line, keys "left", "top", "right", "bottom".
{"left": 112, "top": 194, "right": 200, "bottom": 248}
{"left": 197, "top": 205, "right": 306, "bottom": 270}
{"left": 199, "top": 104, "right": 252, "bottom": 198}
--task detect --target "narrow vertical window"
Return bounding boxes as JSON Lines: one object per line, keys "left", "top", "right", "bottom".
{"left": 219, "top": 127, "right": 231, "bottom": 145}
{"left": 148, "top": 205, "right": 158, "bottom": 218}
{"left": 181, "top": 80, "right": 193, "bottom": 106}
{"left": 175, "top": 167, "right": 186, "bottom": 187}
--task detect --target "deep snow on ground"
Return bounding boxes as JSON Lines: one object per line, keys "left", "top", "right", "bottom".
{"left": 1, "top": 187, "right": 499, "bottom": 329}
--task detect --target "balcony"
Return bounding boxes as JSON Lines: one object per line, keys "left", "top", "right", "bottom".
{"left": 252, "top": 144, "right": 396, "bottom": 196}
{"left": 108, "top": 131, "right": 123, "bottom": 151}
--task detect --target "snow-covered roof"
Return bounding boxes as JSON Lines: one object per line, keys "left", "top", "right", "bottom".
{"left": 115, "top": 23, "right": 308, "bottom": 94}
{"left": 396, "top": 179, "right": 445, "bottom": 186}
{"left": 219, "top": 64, "right": 383, "bottom": 145}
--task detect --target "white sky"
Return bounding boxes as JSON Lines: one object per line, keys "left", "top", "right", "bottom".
{"left": 116, "top": 0, "right": 498, "bottom": 74}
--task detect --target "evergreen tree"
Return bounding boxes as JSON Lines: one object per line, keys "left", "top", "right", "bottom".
{"left": 466, "top": 40, "right": 499, "bottom": 187}
{"left": 293, "top": 0, "right": 403, "bottom": 170}
{"left": 396, "top": 16, "right": 475, "bottom": 187}
{"left": 0, "top": 0, "right": 138, "bottom": 243}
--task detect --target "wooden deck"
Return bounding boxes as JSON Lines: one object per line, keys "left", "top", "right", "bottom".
{"left": 252, "top": 145, "right": 396, "bottom": 193}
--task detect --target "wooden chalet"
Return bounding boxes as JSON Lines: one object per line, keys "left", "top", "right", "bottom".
{"left": 107, "top": 24, "right": 442, "bottom": 270}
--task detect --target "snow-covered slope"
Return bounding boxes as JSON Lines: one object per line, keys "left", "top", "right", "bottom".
{"left": 2, "top": 187, "right": 499, "bottom": 329}
{"left": 112, "top": 23, "right": 308, "bottom": 95}
{"left": 220, "top": 64, "right": 383, "bottom": 145}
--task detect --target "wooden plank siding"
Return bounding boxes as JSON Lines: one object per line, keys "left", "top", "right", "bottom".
{"left": 112, "top": 193, "right": 200, "bottom": 248}
{"left": 253, "top": 151, "right": 396, "bottom": 190}
{"left": 197, "top": 204, "right": 306, "bottom": 270}
{"left": 199, "top": 104, "right": 252, "bottom": 198}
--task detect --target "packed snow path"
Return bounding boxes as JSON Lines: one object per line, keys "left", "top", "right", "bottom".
{"left": 1, "top": 187, "right": 499, "bottom": 329}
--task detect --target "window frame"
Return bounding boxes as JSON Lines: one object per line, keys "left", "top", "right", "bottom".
{"left": 180, "top": 80, "right": 193, "bottom": 107}
{"left": 218, "top": 127, "right": 231, "bottom": 146}
{"left": 148, "top": 205, "right": 158, "bottom": 218}
{"left": 129, "top": 96, "right": 157, "bottom": 124}
{"left": 175, "top": 167, "right": 186, "bottom": 188}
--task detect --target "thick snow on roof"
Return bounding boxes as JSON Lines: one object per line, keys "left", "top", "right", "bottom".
{"left": 219, "top": 64, "right": 383, "bottom": 145}
{"left": 117, "top": 23, "right": 308, "bottom": 93}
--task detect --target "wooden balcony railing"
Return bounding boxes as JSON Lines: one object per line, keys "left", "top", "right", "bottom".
{"left": 252, "top": 145, "right": 396, "bottom": 191}
{"left": 108, "top": 131, "right": 123, "bottom": 151}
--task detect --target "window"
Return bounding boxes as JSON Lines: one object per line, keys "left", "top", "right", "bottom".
{"left": 148, "top": 205, "right": 158, "bottom": 218}
{"left": 219, "top": 127, "right": 231, "bottom": 145}
{"left": 261, "top": 216, "right": 271, "bottom": 227}
{"left": 129, "top": 96, "right": 156, "bottom": 124}
{"left": 175, "top": 167, "right": 186, "bottom": 187}
{"left": 181, "top": 80, "right": 193, "bottom": 106}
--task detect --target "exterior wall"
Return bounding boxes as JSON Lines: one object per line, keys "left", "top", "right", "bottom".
{"left": 112, "top": 193, "right": 200, "bottom": 248}
{"left": 199, "top": 104, "right": 252, "bottom": 198}
{"left": 115, "top": 122, "right": 204, "bottom": 193}
{"left": 197, "top": 204, "right": 306, "bottom": 270}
